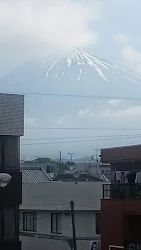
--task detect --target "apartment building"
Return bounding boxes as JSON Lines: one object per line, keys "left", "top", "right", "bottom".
{"left": 0, "top": 93, "right": 24, "bottom": 250}
{"left": 101, "top": 144, "right": 141, "bottom": 250}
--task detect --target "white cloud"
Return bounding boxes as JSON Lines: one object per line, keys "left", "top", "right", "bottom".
{"left": 114, "top": 32, "right": 141, "bottom": 75}
{"left": 107, "top": 99, "right": 121, "bottom": 105}
{"left": 0, "top": 0, "right": 102, "bottom": 59}
{"left": 102, "top": 106, "right": 141, "bottom": 118}
{"left": 53, "top": 114, "right": 71, "bottom": 124}
{"left": 77, "top": 106, "right": 141, "bottom": 119}
{"left": 114, "top": 33, "right": 129, "bottom": 46}
{"left": 25, "top": 116, "right": 36, "bottom": 127}
{"left": 77, "top": 108, "right": 91, "bottom": 117}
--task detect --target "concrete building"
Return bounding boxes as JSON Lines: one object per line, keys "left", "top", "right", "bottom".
{"left": 101, "top": 144, "right": 141, "bottom": 250}
{"left": 0, "top": 93, "right": 24, "bottom": 250}
{"left": 20, "top": 180, "right": 103, "bottom": 250}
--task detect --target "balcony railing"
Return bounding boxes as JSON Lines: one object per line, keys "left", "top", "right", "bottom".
{"left": 103, "top": 183, "right": 141, "bottom": 199}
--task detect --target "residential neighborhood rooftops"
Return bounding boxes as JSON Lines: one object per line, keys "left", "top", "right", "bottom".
{"left": 21, "top": 166, "right": 50, "bottom": 183}
{"left": 52, "top": 173, "right": 104, "bottom": 182}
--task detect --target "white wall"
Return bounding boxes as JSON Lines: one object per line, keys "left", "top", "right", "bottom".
{"left": 20, "top": 210, "right": 100, "bottom": 250}
{"left": 20, "top": 210, "right": 99, "bottom": 238}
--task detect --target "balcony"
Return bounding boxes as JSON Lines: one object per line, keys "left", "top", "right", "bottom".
{"left": 103, "top": 184, "right": 141, "bottom": 199}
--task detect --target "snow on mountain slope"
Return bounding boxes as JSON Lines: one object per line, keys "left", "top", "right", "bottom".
{"left": 1, "top": 48, "right": 141, "bottom": 100}
{"left": 39, "top": 48, "right": 141, "bottom": 84}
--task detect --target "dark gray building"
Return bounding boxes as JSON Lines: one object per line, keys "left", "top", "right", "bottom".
{"left": 0, "top": 93, "right": 24, "bottom": 250}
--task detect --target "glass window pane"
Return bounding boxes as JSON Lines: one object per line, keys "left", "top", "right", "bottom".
{"left": 57, "top": 214, "right": 62, "bottom": 234}
{"left": 23, "top": 212, "right": 37, "bottom": 232}
{"left": 96, "top": 212, "right": 100, "bottom": 234}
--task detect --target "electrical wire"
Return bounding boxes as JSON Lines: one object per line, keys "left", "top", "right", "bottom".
{"left": 21, "top": 135, "right": 141, "bottom": 146}
{"left": 24, "top": 126, "right": 141, "bottom": 131}
{"left": 21, "top": 133, "right": 141, "bottom": 141}
{"left": 4, "top": 91, "right": 141, "bottom": 101}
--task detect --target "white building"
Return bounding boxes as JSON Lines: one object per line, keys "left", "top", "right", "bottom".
{"left": 20, "top": 167, "right": 103, "bottom": 250}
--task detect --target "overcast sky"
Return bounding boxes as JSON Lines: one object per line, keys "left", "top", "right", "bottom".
{"left": 1, "top": 0, "right": 141, "bottom": 160}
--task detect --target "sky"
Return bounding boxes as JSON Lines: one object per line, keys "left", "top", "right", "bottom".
{"left": 1, "top": 0, "right": 141, "bottom": 160}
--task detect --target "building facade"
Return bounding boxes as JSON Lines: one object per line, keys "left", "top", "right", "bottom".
{"left": 101, "top": 145, "right": 141, "bottom": 250}
{"left": 0, "top": 93, "right": 24, "bottom": 250}
{"left": 20, "top": 181, "right": 102, "bottom": 250}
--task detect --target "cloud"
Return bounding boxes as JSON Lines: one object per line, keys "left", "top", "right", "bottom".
{"left": 53, "top": 114, "right": 71, "bottom": 124}
{"left": 77, "top": 106, "right": 141, "bottom": 119}
{"left": 114, "top": 32, "right": 141, "bottom": 75}
{"left": 102, "top": 106, "right": 141, "bottom": 118}
{"left": 77, "top": 108, "right": 91, "bottom": 117}
{"left": 114, "top": 33, "right": 129, "bottom": 46}
{"left": 0, "top": 0, "right": 102, "bottom": 59}
{"left": 107, "top": 99, "right": 121, "bottom": 105}
{"left": 25, "top": 116, "right": 36, "bottom": 127}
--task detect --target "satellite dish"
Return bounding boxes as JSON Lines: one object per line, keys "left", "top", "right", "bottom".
{"left": 70, "top": 166, "right": 74, "bottom": 171}
{"left": 73, "top": 170, "right": 80, "bottom": 179}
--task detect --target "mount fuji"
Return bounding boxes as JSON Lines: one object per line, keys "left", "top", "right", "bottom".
{"left": 2, "top": 48, "right": 141, "bottom": 157}
{"left": 1, "top": 48, "right": 141, "bottom": 99}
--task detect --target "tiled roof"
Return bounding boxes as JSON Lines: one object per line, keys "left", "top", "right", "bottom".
{"left": 21, "top": 166, "right": 50, "bottom": 183}
{"left": 53, "top": 173, "right": 104, "bottom": 182}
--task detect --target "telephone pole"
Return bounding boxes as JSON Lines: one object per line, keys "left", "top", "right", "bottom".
{"left": 70, "top": 201, "right": 77, "bottom": 250}
{"left": 68, "top": 153, "right": 76, "bottom": 163}
{"left": 60, "top": 150, "right": 62, "bottom": 164}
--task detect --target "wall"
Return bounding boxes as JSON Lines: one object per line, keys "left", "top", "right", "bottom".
{"left": 20, "top": 236, "right": 96, "bottom": 250}
{"left": 101, "top": 199, "right": 141, "bottom": 250}
{"left": 20, "top": 210, "right": 99, "bottom": 238}
{"left": 20, "top": 210, "right": 100, "bottom": 250}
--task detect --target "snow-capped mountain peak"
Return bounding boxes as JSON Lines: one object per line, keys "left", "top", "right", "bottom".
{"left": 39, "top": 48, "right": 140, "bottom": 83}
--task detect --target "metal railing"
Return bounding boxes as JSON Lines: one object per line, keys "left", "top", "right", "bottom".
{"left": 103, "top": 184, "right": 141, "bottom": 199}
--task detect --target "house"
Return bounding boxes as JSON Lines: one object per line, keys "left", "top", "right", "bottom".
{"left": 101, "top": 144, "right": 141, "bottom": 250}
{"left": 21, "top": 166, "right": 51, "bottom": 183}
{"left": 99, "top": 163, "right": 111, "bottom": 181}
{"left": 0, "top": 93, "right": 24, "bottom": 250}
{"left": 20, "top": 180, "right": 103, "bottom": 250}
{"left": 52, "top": 172, "right": 105, "bottom": 182}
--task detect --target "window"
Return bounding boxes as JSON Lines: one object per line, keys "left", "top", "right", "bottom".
{"left": 51, "top": 213, "right": 62, "bottom": 234}
{"left": 96, "top": 212, "right": 100, "bottom": 234}
{"left": 101, "top": 170, "right": 104, "bottom": 174}
{"left": 23, "top": 212, "right": 37, "bottom": 232}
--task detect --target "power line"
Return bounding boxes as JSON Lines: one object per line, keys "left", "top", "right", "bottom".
{"left": 4, "top": 91, "right": 141, "bottom": 101}
{"left": 21, "top": 134, "right": 141, "bottom": 141}
{"left": 21, "top": 135, "right": 141, "bottom": 146}
{"left": 25, "top": 126, "right": 141, "bottom": 131}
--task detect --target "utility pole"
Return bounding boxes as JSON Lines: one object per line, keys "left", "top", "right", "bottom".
{"left": 60, "top": 150, "right": 62, "bottom": 164}
{"left": 68, "top": 153, "right": 76, "bottom": 163}
{"left": 70, "top": 201, "right": 77, "bottom": 250}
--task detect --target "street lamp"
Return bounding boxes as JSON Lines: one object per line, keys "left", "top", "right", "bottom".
{"left": 0, "top": 173, "right": 12, "bottom": 187}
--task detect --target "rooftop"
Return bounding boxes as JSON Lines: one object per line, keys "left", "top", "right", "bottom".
{"left": 52, "top": 173, "right": 104, "bottom": 182}
{"left": 21, "top": 181, "right": 104, "bottom": 211}
{"left": 21, "top": 166, "right": 50, "bottom": 183}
